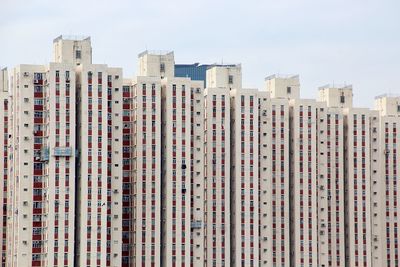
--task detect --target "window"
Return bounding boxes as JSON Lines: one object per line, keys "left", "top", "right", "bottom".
{"left": 287, "top": 86, "right": 291, "bottom": 94}
{"left": 340, "top": 94, "right": 345, "bottom": 104}
{"left": 228, "top": 75, "right": 233, "bottom": 84}
{"left": 160, "top": 63, "right": 165, "bottom": 72}
{"left": 397, "top": 105, "right": 400, "bottom": 112}
{"left": 76, "top": 50, "right": 81, "bottom": 59}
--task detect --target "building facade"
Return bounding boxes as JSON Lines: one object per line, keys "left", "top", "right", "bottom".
{"left": 316, "top": 86, "right": 348, "bottom": 267}
{"left": 1, "top": 35, "right": 400, "bottom": 267}
{"left": 0, "top": 68, "right": 9, "bottom": 266}
{"left": 258, "top": 93, "right": 290, "bottom": 267}
{"left": 203, "top": 87, "right": 231, "bottom": 266}
{"left": 371, "top": 95, "right": 400, "bottom": 267}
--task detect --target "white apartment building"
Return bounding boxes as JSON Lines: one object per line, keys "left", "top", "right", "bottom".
{"left": 121, "top": 80, "right": 133, "bottom": 265}
{"left": 371, "top": 95, "right": 400, "bottom": 267}
{"left": 8, "top": 62, "right": 77, "bottom": 267}
{"left": 126, "top": 76, "right": 162, "bottom": 266}
{"left": 190, "top": 81, "right": 206, "bottom": 265}
{"left": 106, "top": 68, "right": 124, "bottom": 267}
{"left": 160, "top": 76, "right": 193, "bottom": 266}
{"left": 74, "top": 63, "right": 124, "bottom": 267}
{"left": 316, "top": 105, "right": 346, "bottom": 267}
{"left": 289, "top": 98, "right": 319, "bottom": 267}
{"left": 3, "top": 35, "right": 400, "bottom": 267}
{"left": 136, "top": 51, "right": 195, "bottom": 266}
{"left": 53, "top": 36, "right": 123, "bottom": 267}
{"left": 204, "top": 86, "right": 231, "bottom": 266}
{"left": 0, "top": 68, "right": 9, "bottom": 266}
{"left": 230, "top": 88, "right": 260, "bottom": 267}
{"left": 316, "top": 86, "right": 348, "bottom": 267}
{"left": 258, "top": 91, "right": 291, "bottom": 267}
{"left": 343, "top": 107, "right": 372, "bottom": 267}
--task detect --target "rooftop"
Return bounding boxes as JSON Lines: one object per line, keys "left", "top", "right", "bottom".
{"left": 53, "top": 35, "right": 91, "bottom": 43}
{"left": 375, "top": 93, "right": 400, "bottom": 99}
{"left": 318, "top": 84, "right": 352, "bottom": 90}
{"left": 138, "top": 50, "right": 174, "bottom": 58}
{"left": 265, "top": 74, "right": 299, "bottom": 81}
{"left": 207, "top": 63, "right": 241, "bottom": 69}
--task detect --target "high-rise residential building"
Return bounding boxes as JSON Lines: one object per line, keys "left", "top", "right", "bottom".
{"left": 121, "top": 80, "right": 133, "bottom": 265}
{"left": 265, "top": 75, "right": 319, "bottom": 267}
{"left": 160, "top": 76, "right": 193, "bottom": 266}
{"left": 289, "top": 98, "right": 319, "bottom": 267}
{"left": 230, "top": 88, "right": 260, "bottom": 267}
{"left": 63, "top": 37, "right": 124, "bottom": 266}
{"left": 0, "top": 68, "right": 9, "bottom": 266}
{"left": 371, "top": 95, "right": 400, "bottom": 267}
{"left": 2, "top": 35, "right": 400, "bottom": 267}
{"left": 122, "top": 75, "right": 162, "bottom": 266}
{"left": 203, "top": 85, "right": 231, "bottom": 266}
{"left": 190, "top": 80, "right": 206, "bottom": 265}
{"left": 316, "top": 86, "right": 347, "bottom": 267}
{"left": 7, "top": 62, "right": 77, "bottom": 266}
{"left": 316, "top": 105, "right": 346, "bottom": 267}
{"left": 258, "top": 91, "right": 290, "bottom": 267}
{"left": 4, "top": 35, "right": 124, "bottom": 267}
{"left": 343, "top": 107, "right": 372, "bottom": 267}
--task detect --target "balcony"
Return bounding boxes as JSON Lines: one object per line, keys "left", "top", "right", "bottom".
{"left": 53, "top": 147, "right": 73, "bottom": 157}
{"left": 33, "top": 147, "right": 49, "bottom": 161}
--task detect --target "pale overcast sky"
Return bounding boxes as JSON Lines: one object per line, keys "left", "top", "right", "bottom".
{"left": 1, "top": 0, "right": 399, "bottom": 107}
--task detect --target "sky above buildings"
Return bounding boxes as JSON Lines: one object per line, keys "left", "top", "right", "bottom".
{"left": 1, "top": 0, "right": 399, "bottom": 107}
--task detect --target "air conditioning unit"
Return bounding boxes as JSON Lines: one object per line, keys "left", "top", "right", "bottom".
{"left": 34, "top": 79, "right": 39, "bottom": 83}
